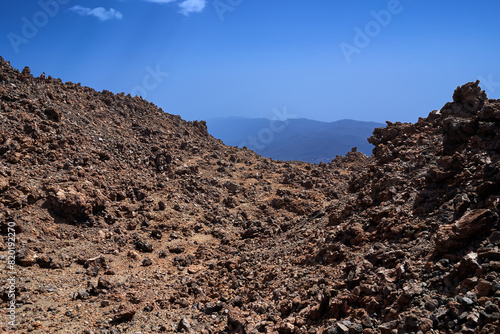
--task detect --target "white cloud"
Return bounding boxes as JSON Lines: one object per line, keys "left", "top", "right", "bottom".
{"left": 178, "top": 0, "right": 206, "bottom": 15}
{"left": 143, "top": 0, "right": 176, "bottom": 3}
{"left": 69, "top": 5, "right": 123, "bottom": 21}
{"left": 141, "top": 0, "right": 206, "bottom": 16}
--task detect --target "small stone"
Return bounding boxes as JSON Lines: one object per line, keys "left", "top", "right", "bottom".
{"left": 485, "top": 301, "right": 500, "bottom": 313}
{"left": 378, "top": 321, "right": 396, "bottom": 334}
{"left": 104, "top": 267, "right": 116, "bottom": 275}
{"left": 44, "top": 106, "right": 62, "bottom": 122}
{"left": 135, "top": 238, "right": 153, "bottom": 253}
{"left": 336, "top": 322, "right": 349, "bottom": 334}
{"left": 424, "top": 296, "right": 438, "bottom": 311}
{"left": 467, "top": 311, "right": 480, "bottom": 326}
{"left": 17, "top": 248, "right": 36, "bottom": 266}
{"left": 460, "top": 296, "right": 474, "bottom": 306}
{"left": 349, "top": 323, "right": 363, "bottom": 333}
{"left": 480, "top": 309, "right": 500, "bottom": 323}
{"left": 362, "top": 317, "right": 374, "bottom": 328}
{"left": 32, "top": 321, "right": 42, "bottom": 329}
{"left": 177, "top": 318, "right": 191, "bottom": 331}
{"left": 476, "top": 279, "right": 493, "bottom": 297}
{"left": 276, "top": 322, "right": 294, "bottom": 333}
{"left": 232, "top": 296, "right": 243, "bottom": 307}
{"left": 151, "top": 230, "right": 162, "bottom": 239}
{"left": 127, "top": 250, "right": 139, "bottom": 259}
{"left": 404, "top": 314, "right": 420, "bottom": 331}
{"left": 169, "top": 246, "right": 185, "bottom": 254}
{"left": 142, "top": 257, "right": 153, "bottom": 266}
{"left": 76, "top": 289, "right": 89, "bottom": 300}
{"left": 113, "top": 306, "right": 135, "bottom": 322}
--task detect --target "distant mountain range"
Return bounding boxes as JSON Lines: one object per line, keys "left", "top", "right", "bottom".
{"left": 206, "top": 117, "right": 385, "bottom": 163}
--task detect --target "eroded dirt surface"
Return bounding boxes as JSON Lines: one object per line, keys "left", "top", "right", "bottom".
{"left": 1, "top": 58, "right": 499, "bottom": 333}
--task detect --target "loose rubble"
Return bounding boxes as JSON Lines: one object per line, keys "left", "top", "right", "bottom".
{"left": 0, "top": 57, "right": 499, "bottom": 333}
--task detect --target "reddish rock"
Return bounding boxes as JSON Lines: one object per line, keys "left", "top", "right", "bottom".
{"left": 113, "top": 305, "right": 136, "bottom": 322}
{"left": 434, "top": 209, "right": 498, "bottom": 253}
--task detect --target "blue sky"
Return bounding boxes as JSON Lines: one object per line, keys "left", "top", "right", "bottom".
{"left": 1, "top": 0, "right": 500, "bottom": 123}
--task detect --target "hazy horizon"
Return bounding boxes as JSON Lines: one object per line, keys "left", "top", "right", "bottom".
{"left": 205, "top": 115, "right": 385, "bottom": 124}
{"left": 2, "top": 1, "right": 500, "bottom": 124}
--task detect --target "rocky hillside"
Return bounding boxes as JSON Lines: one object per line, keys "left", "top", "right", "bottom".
{"left": 0, "top": 57, "right": 499, "bottom": 334}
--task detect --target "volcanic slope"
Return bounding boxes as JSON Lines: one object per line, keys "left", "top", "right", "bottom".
{"left": 1, "top": 58, "right": 500, "bottom": 334}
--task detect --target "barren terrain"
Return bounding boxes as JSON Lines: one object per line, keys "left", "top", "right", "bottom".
{"left": 1, "top": 57, "right": 499, "bottom": 333}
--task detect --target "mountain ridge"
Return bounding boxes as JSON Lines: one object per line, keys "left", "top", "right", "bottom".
{"left": 207, "top": 117, "right": 385, "bottom": 163}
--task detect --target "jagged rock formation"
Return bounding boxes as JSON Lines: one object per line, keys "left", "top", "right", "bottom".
{"left": 0, "top": 57, "right": 499, "bottom": 334}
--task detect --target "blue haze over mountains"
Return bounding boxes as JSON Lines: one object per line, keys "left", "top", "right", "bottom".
{"left": 206, "top": 118, "right": 385, "bottom": 164}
